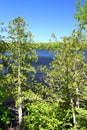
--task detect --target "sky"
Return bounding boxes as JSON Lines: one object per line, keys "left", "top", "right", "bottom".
{"left": 0, "top": 0, "right": 86, "bottom": 42}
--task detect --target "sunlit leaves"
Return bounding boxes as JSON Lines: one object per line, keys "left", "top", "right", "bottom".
{"left": 24, "top": 101, "right": 61, "bottom": 130}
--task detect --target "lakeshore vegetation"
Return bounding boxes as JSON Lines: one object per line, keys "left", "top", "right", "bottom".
{"left": 0, "top": 0, "right": 87, "bottom": 130}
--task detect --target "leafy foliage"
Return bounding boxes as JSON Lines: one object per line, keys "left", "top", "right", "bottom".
{"left": 24, "top": 100, "right": 61, "bottom": 130}
{"left": 0, "top": 24, "right": 10, "bottom": 128}
{"left": 44, "top": 36, "right": 87, "bottom": 129}
{"left": 0, "top": 1, "right": 87, "bottom": 129}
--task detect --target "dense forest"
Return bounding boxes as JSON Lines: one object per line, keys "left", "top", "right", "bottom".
{"left": 0, "top": 0, "right": 87, "bottom": 130}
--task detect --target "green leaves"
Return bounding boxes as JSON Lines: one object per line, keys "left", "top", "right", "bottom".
{"left": 0, "top": 107, "right": 10, "bottom": 125}
{"left": 5, "top": 16, "right": 38, "bottom": 127}
{"left": 24, "top": 101, "right": 61, "bottom": 130}
{"left": 0, "top": 12, "right": 87, "bottom": 129}
{"left": 75, "top": 0, "right": 87, "bottom": 24}
{"left": 0, "top": 78, "right": 10, "bottom": 127}
{"left": 74, "top": 0, "right": 87, "bottom": 44}
{"left": 44, "top": 36, "right": 87, "bottom": 129}
{"left": 76, "top": 108, "right": 87, "bottom": 129}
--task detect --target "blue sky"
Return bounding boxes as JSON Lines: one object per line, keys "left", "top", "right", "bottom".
{"left": 0, "top": 0, "right": 85, "bottom": 42}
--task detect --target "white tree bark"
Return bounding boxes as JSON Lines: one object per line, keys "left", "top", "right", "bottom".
{"left": 76, "top": 87, "right": 79, "bottom": 108}
{"left": 18, "top": 44, "right": 22, "bottom": 127}
{"left": 71, "top": 98, "right": 76, "bottom": 129}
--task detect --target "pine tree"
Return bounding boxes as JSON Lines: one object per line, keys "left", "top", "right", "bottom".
{"left": 6, "top": 16, "right": 37, "bottom": 128}
{"left": 46, "top": 36, "right": 87, "bottom": 129}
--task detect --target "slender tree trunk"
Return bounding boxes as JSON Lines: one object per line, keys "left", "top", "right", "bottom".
{"left": 76, "top": 87, "right": 79, "bottom": 108}
{"left": 71, "top": 98, "right": 76, "bottom": 129}
{"left": 18, "top": 43, "right": 22, "bottom": 128}
{"left": 18, "top": 64, "right": 22, "bottom": 126}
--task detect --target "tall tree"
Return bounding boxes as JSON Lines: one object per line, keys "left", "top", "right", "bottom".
{"left": 45, "top": 36, "right": 87, "bottom": 129}
{"left": 6, "top": 16, "right": 37, "bottom": 128}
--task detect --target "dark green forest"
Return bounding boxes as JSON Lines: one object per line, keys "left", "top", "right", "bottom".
{"left": 0, "top": 0, "right": 87, "bottom": 130}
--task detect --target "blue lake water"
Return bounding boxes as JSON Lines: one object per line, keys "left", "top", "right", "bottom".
{"left": 0, "top": 50, "right": 87, "bottom": 65}
{"left": 36, "top": 50, "right": 54, "bottom": 59}
{"left": 0, "top": 50, "right": 87, "bottom": 81}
